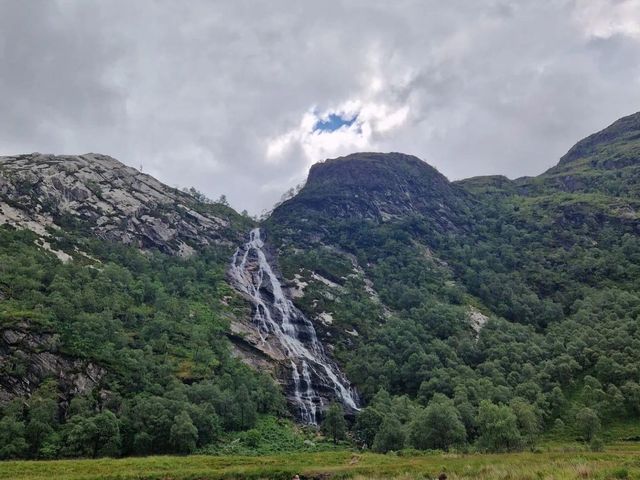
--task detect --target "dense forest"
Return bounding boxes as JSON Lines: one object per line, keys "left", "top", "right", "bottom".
{"left": 2, "top": 113, "right": 640, "bottom": 459}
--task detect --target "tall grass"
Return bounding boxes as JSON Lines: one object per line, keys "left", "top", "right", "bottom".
{"left": 0, "top": 443, "right": 639, "bottom": 480}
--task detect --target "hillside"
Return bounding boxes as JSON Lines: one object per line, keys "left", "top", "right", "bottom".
{"left": 265, "top": 115, "right": 640, "bottom": 451}
{"left": 2, "top": 114, "right": 640, "bottom": 460}
{"left": 0, "top": 153, "right": 250, "bottom": 255}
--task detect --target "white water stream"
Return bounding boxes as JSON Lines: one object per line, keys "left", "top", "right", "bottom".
{"left": 229, "top": 228, "right": 358, "bottom": 424}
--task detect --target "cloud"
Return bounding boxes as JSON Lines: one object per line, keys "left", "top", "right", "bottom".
{"left": 1, "top": 0, "right": 640, "bottom": 213}
{"left": 265, "top": 90, "right": 411, "bottom": 170}
{"left": 572, "top": 0, "right": 640, "bottom": 40}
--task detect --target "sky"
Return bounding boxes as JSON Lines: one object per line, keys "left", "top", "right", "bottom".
{"left": 1, "top": 1, "right": 640, "bottom": 214}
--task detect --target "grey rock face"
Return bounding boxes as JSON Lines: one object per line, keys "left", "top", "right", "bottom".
{"left": 0, "top": 324, "right": 105, "bottom": 405}
{"left": 0, "top": 153, "right": 239, "bottom": 256}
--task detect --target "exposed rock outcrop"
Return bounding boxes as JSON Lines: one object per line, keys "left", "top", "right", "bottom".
{"left": 0, "top": 324, "right": 105, "bottom": 404}
{"left": 0, "top": 153, "right": 244, "bottom": 255}
{"left": 269, "top": 152, "right": 473, "bottom": 244}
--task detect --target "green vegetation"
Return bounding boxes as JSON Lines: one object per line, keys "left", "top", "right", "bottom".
{"left": 0, "top": 226, "right": 285, "bottom": 459}
{"left": 2, "top": 443, "right": 640, "bottom": 479}
{"left": 267, "top": 125, "right": 640, "bottom": 455}
{"left": 322, "top": 403, "right": 347, "bottom": 444}
{"left": 3, "top": 115, "right": 640, "bottom": 463}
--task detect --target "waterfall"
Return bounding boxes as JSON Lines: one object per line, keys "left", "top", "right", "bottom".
{"left": 229, "top": 227, "right": 358, "bottom": 424}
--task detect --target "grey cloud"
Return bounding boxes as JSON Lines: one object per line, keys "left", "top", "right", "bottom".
{"left": 1, "top": 0, "right": 639, "bottom": 213}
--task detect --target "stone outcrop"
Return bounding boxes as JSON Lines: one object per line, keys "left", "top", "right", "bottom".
{"left": 0, "top": 153, "right": 243, "bottom": 256}
{"left": 0, "top": 323, "right": 105, "bottom": 404}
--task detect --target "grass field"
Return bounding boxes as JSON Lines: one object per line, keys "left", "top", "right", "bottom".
{"left": 1, "top": 443, "right": 639, "bottom": 480}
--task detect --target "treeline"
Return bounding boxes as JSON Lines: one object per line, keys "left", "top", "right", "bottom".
{"left": 322, "top": 388, "right": 604, "bottom": 454}
{"left": 0, "top": 377, "right": 283, "bottom": 459}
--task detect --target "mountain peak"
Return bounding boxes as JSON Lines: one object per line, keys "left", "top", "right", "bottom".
{"left": 270, "top": 152, "right": 470, "bottom": 234}
{"left": 305, "top": 152, "right": 447, "bottom": 193}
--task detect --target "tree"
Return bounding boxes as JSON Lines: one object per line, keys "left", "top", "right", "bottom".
{"left": 576, "top": 407, "right": 600, "bottom": 442}
{"left": 354, "top": 407, "right": 384, "bottom": 448}
{"left": 510, "top": 398, "right": 540, "bottom": 447}
{"left": 372, "top": 416, "right": 405, "bottom": 453}
{"left": 62, "top": 415, "right": 97, "bottom": 457}
{"left": 93, "top": 411, "right": 121, "bottom": 457}
{"left": 188, "top": 404, "right": 220, "bottom": 446}
{"left": 234, "top": 385, "right": 258, "bottom": 430}
{"left": 61, "top": 412, "right": 121, "bottom": 458}
{"left": 26, "top": 381, "right": 60, "bottom": 457}
{"left": 132, "top": 432, "right": 153, "bottom": 455}
{"left": 0, "top": 415, "right": 28, "bottom": 459}
{"left": 321, "top": 403, "right": 346, "bottom": 444}
{"left": 621, "top": 381, "right": 640, "bottom": 415}
{"left": 169, "top": 411, "right": 198, "bottom": 454}
{"left": 476, "top": 400, "right": 523, "bottom": 452}
{"left": 409, "top": 394, "right": 466, "bottom": 451}
{"left": 215, "top": 194, "right": 229, "bottom": 206}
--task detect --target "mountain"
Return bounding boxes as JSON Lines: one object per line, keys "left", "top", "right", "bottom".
{"left": 265, "top": 116, "right": 640, "bottom": 443}
{"left": 459, "top": 112, "right": 640, "bottom": 200}
{"left": 273, "top": 152, "right": 470, "bottom": 224}
{"left": 0, "top": 153, "right": 249, "bottom": 256}
{"left": 2, "top": 113, "right": 640, "bottom": 459}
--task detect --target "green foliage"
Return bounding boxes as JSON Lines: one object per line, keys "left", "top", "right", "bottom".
{"left": 0, "top": 226, "right": 284, "bottom": 459}
{"left": 576, "top": 407, "right": 601, "bottom": 442}
{"left": 372, "top": 416, "right": 405, "bottom": 453}
{"left": 61, "top": 411, "right": 121, "bottom": 458}
{"left": 170, "top": 411, "right": 198, "bottom": 454}
{"left": 0, "top": 412, "right": 28, "bottom": 459}
{"left": 409, "top": 394, "right": 466, "bottom": 451}
{"left": 509, "top": 398, "right": 540, "bottom": 447}
{"left": 475, "top": 401, "right": 523, "bottom": 452}
{"left": 321, "top": 403, "right": 346, "bottom": 444}
{"left": 354, "top": 406, "right": 384, "bottom": 447}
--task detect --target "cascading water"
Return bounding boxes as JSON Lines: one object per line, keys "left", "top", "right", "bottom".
{"left": 229, "top": 227, "right": 358, "bottom": 424}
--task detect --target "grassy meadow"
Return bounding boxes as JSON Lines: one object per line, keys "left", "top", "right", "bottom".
{"left": 1, "top": 443, "right": 640, "bottom": 480}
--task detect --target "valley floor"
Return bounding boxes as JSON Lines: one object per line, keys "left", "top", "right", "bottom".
{"left": 1, "top": 443, "right": 639, "bottom": 480}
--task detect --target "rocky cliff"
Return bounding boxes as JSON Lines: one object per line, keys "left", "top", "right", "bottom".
{"left": 0, "top": 153, "right": 248, "bottom": 256}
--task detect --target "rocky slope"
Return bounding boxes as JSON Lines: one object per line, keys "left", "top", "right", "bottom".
{"left": 0, "top": 152, "right": 256, "bottom": 407}
{"left": 0, "top": 152, "right": 248, "bottom": 256}
{"left": 270, "top": 152, "right": 473, "bottom": 244}
{"left": 0, "top": 323, "right": 104, "bottom": 405}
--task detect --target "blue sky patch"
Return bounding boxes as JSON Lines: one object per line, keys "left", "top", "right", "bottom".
{"left": 313, "top": 113, "right": 358, "bottom": 132}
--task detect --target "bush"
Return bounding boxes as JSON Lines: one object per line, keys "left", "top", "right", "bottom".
{"left": 576, "top": 408, "right": 600, "bottom": 442}
{"left": 589, "top": 436, "right": 604, "bottom": 452}
{"left": 609, "top": 467, "right": 629, "bottom": 479}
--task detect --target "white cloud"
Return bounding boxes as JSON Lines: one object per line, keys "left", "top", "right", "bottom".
{"left": 265, "top": 98, "right": 411, "bottom": 169}
{"left": 266, "top": 62, "right": 415, "bottom": 170}
{"left": 573, "top": 0, "right": 640, "bottom": 40}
